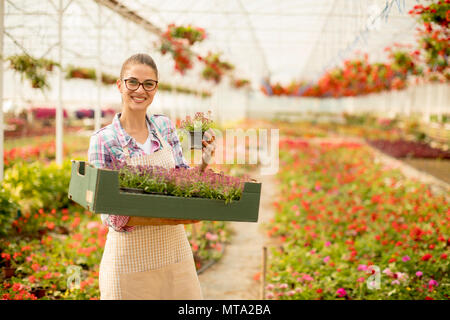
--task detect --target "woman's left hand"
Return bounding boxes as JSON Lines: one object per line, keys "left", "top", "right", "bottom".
{"left": 201, "top": 128, "right": 216, "bottom": 167}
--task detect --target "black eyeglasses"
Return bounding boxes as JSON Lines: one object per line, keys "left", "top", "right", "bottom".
{"left": 123, "top": 78, "right": 158, "bottom": 92}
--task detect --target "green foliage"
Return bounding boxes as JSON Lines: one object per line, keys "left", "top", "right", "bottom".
{"left": 3, "top": 160, "right": 72, "bottom": 212}
{"left": 0, "top": 188, "right": 19, "bottom": 237}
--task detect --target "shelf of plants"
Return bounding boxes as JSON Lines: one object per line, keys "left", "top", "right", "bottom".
{"left": 68, "top": 161, "right": 261, "bottom": 222}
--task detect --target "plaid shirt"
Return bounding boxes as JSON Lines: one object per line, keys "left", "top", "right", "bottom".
{"left": 88, "top": 112, "right": 189, "bottom": 232}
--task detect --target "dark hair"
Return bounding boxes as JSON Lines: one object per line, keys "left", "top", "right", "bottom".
{"left": 120, "top": 53, "right": 158, "bottom": 79}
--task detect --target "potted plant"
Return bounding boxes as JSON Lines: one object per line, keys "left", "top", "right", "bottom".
{"left": 1, "top": 253, "right": 16, "bottom": 279}
{"left": 168, "top": 24, "right": 207, "bottom": 45}
{"left": 179, "top": 111, "right": 214, "bottom": 149}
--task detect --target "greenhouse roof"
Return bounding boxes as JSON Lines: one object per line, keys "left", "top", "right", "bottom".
{"left": 4, "top": 0, "right": 419, "bottom": 86}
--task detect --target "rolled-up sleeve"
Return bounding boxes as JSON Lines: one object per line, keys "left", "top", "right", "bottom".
{"left": 88, "top": 134, "right": 135, "bottom": 233}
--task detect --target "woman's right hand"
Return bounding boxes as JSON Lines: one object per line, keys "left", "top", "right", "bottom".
{"left": 127, "top": 216, "right": 200, "bottom": 226}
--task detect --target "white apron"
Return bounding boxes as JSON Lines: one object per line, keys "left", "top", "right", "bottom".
{"left": 99, "top": 117, "right": 203, "bottom": 300}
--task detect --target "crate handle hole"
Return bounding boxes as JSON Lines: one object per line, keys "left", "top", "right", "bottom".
{"left": 77, "top": 162, "right": 86, "bottom": 176}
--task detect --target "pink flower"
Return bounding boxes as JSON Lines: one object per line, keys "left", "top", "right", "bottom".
{"left": 357, "top": 277, "right": 365, "bottom": 283}
{"left": 382, "top": 268, "right": 393, "bottom": 277}
{"left": 279, "top": 283, "right": 288, "bottom": 289}
{"left": 325, "top": 241, "right": 331, "bottom": 247}
{"left": 323, "top": 256, "right": 330, "bottom": 263}
{"left": 428, "top": 279, "right": 438, "bottom": 287}
{"left": 87, "top": 221, "right": 101, "bottom": 230}
{"left": 266, "top": 284, "right": 274, "bottom": 290}
{"left": 266, "top": 292, "right": 274, "bottom": 299}
{"left": 391, "top": 280, "right": 400, "bottom": 285}
{"left": 416, "top": 271, "right": 423, "bottom": 277}
{"left": 336, "top": 288, "right": 347, "bottom": 297}
{"left": 295, "top": 287, "right": 303, "bottom": 293}
{"left": 402, "top": 255, "right": 411, "bottom": 262}
{"left": 357, "top": 264, "right": 367, "bottom": 271}
{"left": 205, "top": 232, "right": 218, "bottom": 241}
{"left": 287, "top": 290, "right": 295, "bottom": 296}
{"left": 302, "top": 274, "right": 314, "bottom": 282}
{"left": 395, "top": 272, "right": 408, "bottom": 282}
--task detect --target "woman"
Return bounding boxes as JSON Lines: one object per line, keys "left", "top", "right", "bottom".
{"left": 88, "top": 53, "right": 216, "bottom": 300}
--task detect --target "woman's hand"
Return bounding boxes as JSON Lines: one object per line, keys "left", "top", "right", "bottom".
{"left": 127, "top": 217, "right": 200, "bottom": 226}
{"left": 200, "top": 128, "right": 216, "bottom": 171}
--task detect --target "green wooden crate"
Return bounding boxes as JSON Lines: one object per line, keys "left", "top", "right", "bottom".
{"left": 68, "top": 161, "right": 261, "bottom": 222}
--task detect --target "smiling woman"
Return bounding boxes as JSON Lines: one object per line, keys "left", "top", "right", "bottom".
{"left": 87, "top": 53, "right": 216, "bottom": 300}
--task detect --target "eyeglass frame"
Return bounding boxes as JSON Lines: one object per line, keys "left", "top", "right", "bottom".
{"left": 122, "top": 77, "right": 159, "bottom": 92}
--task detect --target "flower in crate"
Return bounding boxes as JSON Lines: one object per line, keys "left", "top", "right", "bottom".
{"left": 117, "top": 163, "right": 251, "bottom": 204}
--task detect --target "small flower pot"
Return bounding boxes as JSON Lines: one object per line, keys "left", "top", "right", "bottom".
{"left": 38, "top": 228, "right": 48, "bottom": 237}
{"left": 54, "top": 225, "right": 70, "bottom": 235}
{"left": 189, "top": 131, "right": 205, "bottom": 149}
{"left": 3, "top": 267, "right": 16, "bottom": 279}
{"left": 71, "top": 70, "right": 85, "bottom": 79}
{"left": 31, "top": 288, "right": 47, "bottom": 299}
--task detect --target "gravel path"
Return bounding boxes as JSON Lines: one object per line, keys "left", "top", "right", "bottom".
{"left": 198, "top": 170, "right": 277, "bottom": 300}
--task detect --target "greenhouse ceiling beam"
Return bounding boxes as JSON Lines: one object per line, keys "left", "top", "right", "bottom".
{"left": 0, "top": 0, "right": 4, "bottom": 181}
{"left": 139, "top": 9, "right": 411, "bottom": 19}
{"left": 93, "top": 0, "right": 162, "bottom": 35}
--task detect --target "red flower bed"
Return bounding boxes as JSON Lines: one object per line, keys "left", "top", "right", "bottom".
{"left": 366, "top": 139, "right": 450, "bottom": 159}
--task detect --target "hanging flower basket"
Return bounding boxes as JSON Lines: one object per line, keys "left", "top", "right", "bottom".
{"left": 167, "top": 23, "right": 207, "bottom": 45}
{"left": 6, "top": 54, "right": 54, "bottom": 90}
{"left": 199, "top": 52, "right": 234, "bottom": 84}
{"left": 68, "top": 161, "right": 261, "bottom": 222}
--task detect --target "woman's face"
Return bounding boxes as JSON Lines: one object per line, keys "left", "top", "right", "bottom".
{"left": 117, "top": 63, "right": 158, "bottom": 112}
